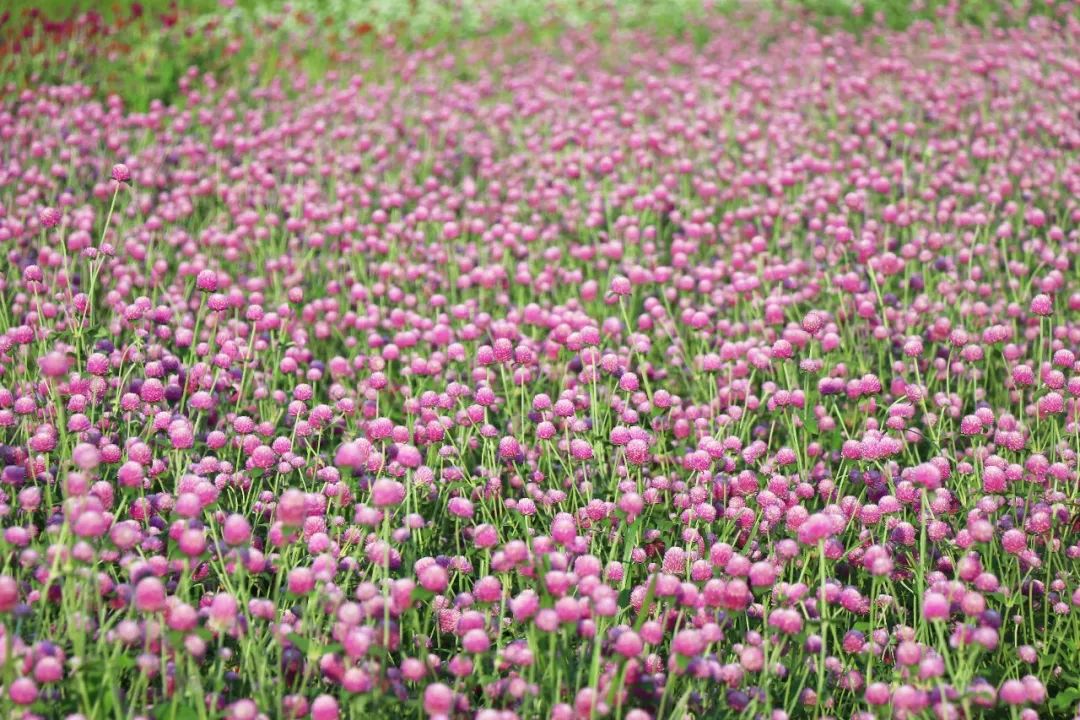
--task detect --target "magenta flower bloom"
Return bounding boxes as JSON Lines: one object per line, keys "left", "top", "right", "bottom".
{"left": 111, "top": 163, "right": 131, "bottom": 183}
{"left": 310, "top": 695, "right": 339, "bottom": 720}
{"left": 8, "top": 678, "right": 37, "bottom": 706}
{"left": 371, "top": 479, "right": 406, "bottom": 507}
{"left": 196, "top": 269, "right": 219, "bottom": 292}
{"left": 1001, "top": 529, "right": 1026, "bottom": 554}
{"left": 999, "top": 680, "right": 1027, "bottom": 706}
{"left": 909, "top": 463, "right": 941, "bottom": 490}
{"left": 796, "top": 513, "right": 833, "bottom": 545}
{"left": 277, "top": 489, "right": 307, "bottom": 526}
{"left": 672, "top": 629, "right": 703, "bottom": 657}
{"left": 419, "top": 564, "right": 449, "bottom": 593}
{"left": 0, "top": 577, "right": 19, "bottom": 613}
{"left": 423, "top": 683, "right": 454, "bottom": 716}
{"left": 614, "top": 630, "right": 643, "bottom": 658}
{"left": 923, "top": 591, "right": 950, "bottom": 621}
{"left": 609, "top": 276, "right": 632, "bottom": 296}
{"left": 1029, "top": 294, "right": 1053, "bottom": 316}
{"left": 133, "top": 577, "right": 167, "bottom": 613}
{"left": 498, "top": 435, "right": 521, "bottom": 460}
{"left": 38, "top": 206, "right": 62, "bottom": 228}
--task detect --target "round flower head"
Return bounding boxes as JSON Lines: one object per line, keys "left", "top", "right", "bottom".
{"left": 38, "top": 351, "right": 70, "bottom": 378}
{"left": 923, "top": 591, "right": 950, "bottom": 621}
{"left": 498, "top": 435, "right": 521, "bottom": 460}
{"left": 371, "top": 479, "right": 406, "bottom": 507}
{"left": 222, "top": 514, "right": 252, "bottom": 545}
{"left": 610, "top": 276, "right": 632, "bottom": 296}
{"left": 419, "top": 564, "right": 449, "bottom": 593}
{"left": 8, "top": 678, "right": 36, "bottom": 705}
{"left": 865, "top": 682, "right": 890, "bottom": 705}
{"left": 39, "top": 207, "right": 62, "bottom": 228}
{"left": 133, "top": 577, "right": 167, "bottom": 613}
{"left": 909, "top": 462, "right": 941, "bottom": 490}
{"left": 424, "top": 683, "right": 454, "bottom": 716}
{"left": 0, "top": 576, "right": 19, "bottom": 612}
{"left": 1029, "top": 294, "right": 1053, "bottom": 316}
{"left": 1001, "top": 529, "right": 1026, "bottom": 554}
{"left": 998, "top": 679, "right": 1027, "bottom": 706}
{"left": 462, "top": 628, "right": 490, "bottom": 653}
{"left": 277, "top": 489, "right": 307, "bottom": 525}
{"left": 625, "top": 438, "right": 649, "bottom": 465}
{"left": 672, "top": 629, "right": 703, "bottom": 657}
{"left": 614, "top": 630, "right": 642, "bottom": 658}
{"left": 111, "top": 163, "right": 131, "bottom": 183}
{"left": 310, "top": 695, "right": 339, "bottom": 720}
{"left": 332, "top": 442, "right": 360, "bottom": 470}
{"left": 196, "top": 269, "right": 219, "bottom": 292}
{"left": 796, "top": 513, "right": 833, "bottom": 545}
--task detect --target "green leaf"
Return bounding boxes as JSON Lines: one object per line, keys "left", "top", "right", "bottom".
{"left": 153, "top": 700, "right": 199, "bottom": 720}
{"left": 1050, "top": 687, "right": 1080, "bottom": 711}
{"left": 113, "top": 653, "right": 136, "bottom": 670}
{"left": 411, "top": 587, "right": 436, "bottom": 603}
{"left": 175, "top": 705, "right": 200, "bottom": 720}
{"left": 287, "top": 632, "right": 310, "bottom": 653}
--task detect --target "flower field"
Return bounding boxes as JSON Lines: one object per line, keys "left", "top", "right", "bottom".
{"left": 0, "top": 1, "right": 1078, "bottom": 718}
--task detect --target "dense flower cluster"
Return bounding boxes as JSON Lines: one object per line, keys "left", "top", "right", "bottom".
{"left": 0, "top": 5, "right": 1078, "bottom": 719}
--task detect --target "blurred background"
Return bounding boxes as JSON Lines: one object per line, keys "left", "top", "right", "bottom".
{"left": 2, "top": 0, "right": 1076, "bottom": 111}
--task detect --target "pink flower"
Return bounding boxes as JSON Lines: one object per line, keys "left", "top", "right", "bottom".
{"left": 1001, "top": 529, "right": 1026, "bottom": 554}
{"left": 625, "top": 439, "right": 649, "bottom": 465}
{"left": 371, "top": 479, "right": 405, "bottom": 507}
{"left": 196, "top": 269, "right": 219, "bottom": 292}
{"left": 8, "top": 678, "right": 36, "bottom": 705}
{"left": 498, "top": 435, "right": 521, "bottom": 460}
{"left": 277, "top": 489, "right": 307, "bottom": 526}
{"left": 423, "top": 683, "right": 454, "bottom": 716}
{"left": 922, "top": 591, "right": 950, "bottom": 621}
{"left": 462, "top": 629, "right": 490, "bottom": 653}
{"left": 672, "top": 629, "right": 703, "bottom": 657}
{"left": 222, "top": 514, "right": 251, "bottom": 545}
{"left": 909, "top": 463, "right": 941, "bottom": 490}
{"left": 999, "top": 680, "right": 1027, "bottom": 706}
{"left": 796, "top": 513, "right": 833, "bottom": 545}
{"left": 133, "top": 577, "right": 167, "bottom": 613}
{"left": 610, "top": 276, "right": 632, "bottom": 296}
{"left": 0, "top": 576, "right": 19, "bottom": 613}
{"left": 335, "top": 441, "right": 369, "bottom": 468}
{"left": 419, "top": 564, "right": 448, "bottom": 593}
{"left": 1029, "top": 294, "right": 1053, "bottom": 316}
{"left": 38, "top": 207, "right": 61, "bottom": 228}
{"left": 614, "top": 630, "right": 642, "bottom": 658}
{"left": 111, "top": 163, "right": 131, "bottom": 183}
{"left": 310, "top": 695, "right": 339, "bottom": 720}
